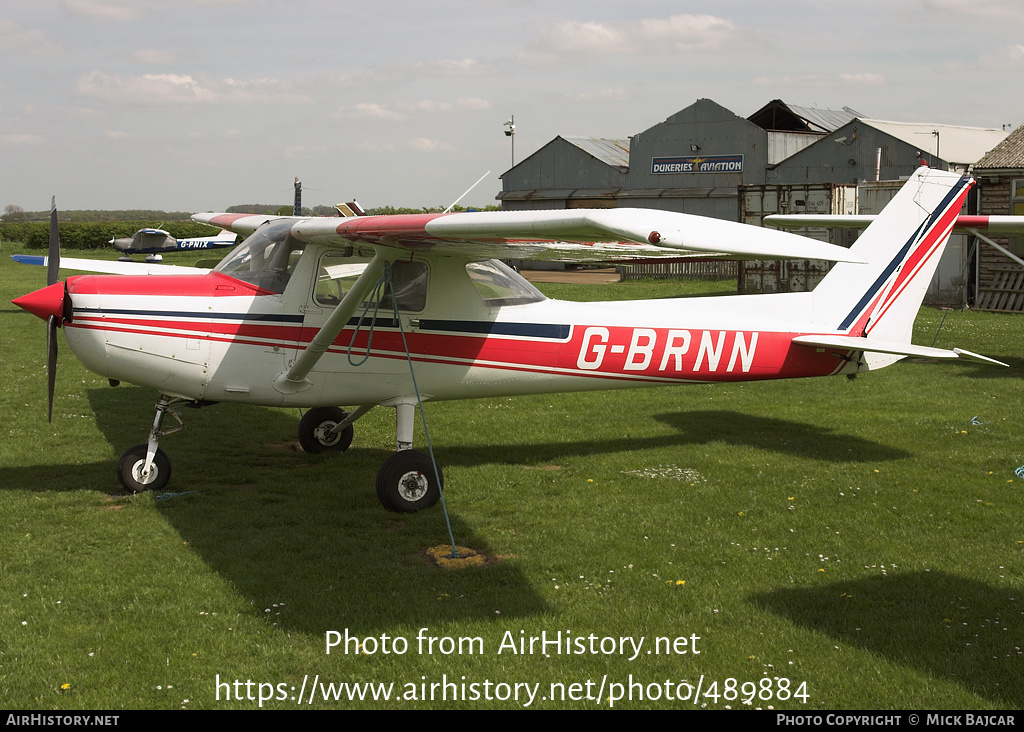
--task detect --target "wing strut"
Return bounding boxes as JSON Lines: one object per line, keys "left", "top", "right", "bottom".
{"left": 967, "top": 228, "right": 1024, "bottom": 270}
{"left": 273, "top": 251, "right": 386, "bottom": 394}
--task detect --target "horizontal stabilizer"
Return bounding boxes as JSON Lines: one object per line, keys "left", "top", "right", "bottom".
{"left": 793, "top": 335, "right": 1007, "bottom": 367}
{"left": 952, "top": 347, "right": 1010, "bottom": 367}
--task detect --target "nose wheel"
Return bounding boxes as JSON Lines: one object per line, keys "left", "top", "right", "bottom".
{"left": 117, "top": 444, "right": 172, "bottom": 493}
{"left": 116, "top": 395, "right": 183, "bottom": 493}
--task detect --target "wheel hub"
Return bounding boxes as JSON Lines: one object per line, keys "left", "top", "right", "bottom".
{"left": 397, "top": 471, "right": 428, "bottom": 502}
{"left": 314, "top": 422, "right": 341, "bottom": 446}
{"left": 131, "top": 460, "right": 159, "bottom": 485}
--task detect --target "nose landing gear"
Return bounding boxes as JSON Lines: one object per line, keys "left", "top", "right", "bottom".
{"left": 117, "top": 395, "right": 184, "bottom": 493}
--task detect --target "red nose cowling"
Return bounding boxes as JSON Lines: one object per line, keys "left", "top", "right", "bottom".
{"left": 12, "top": 281, "right": 67, "bottom": 324}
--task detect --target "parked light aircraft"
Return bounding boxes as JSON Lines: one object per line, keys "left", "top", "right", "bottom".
{"left": 12, "top": 168, "right": 1006, "bottom": 511}
{"left": 110, "top": 227, "right": 237, "bottom": 261}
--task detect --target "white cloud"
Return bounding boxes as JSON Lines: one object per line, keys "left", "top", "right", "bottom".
{"left": 358, "top": 141, "right": 397, "bottom": 153}
{"left": 979, "top": 44, "right": 1024, "bottom": 69}
{"left": 406, "top": 137, "right": 453, "bottom": 153}
{"left": 131, "top": 49, "right": 178, "bottom": 65}
{"left": 753, "top": 72, "right": 886, "bottom": 87}
{"left": 372, "top": 58, "right": 491, "bottom": 83}
{"left": 77, "top": 71, "right": 217, "bottom": 104}
{"left": 0, "top": 20, "right": 63, "bottom": 56}
{"left": 637, "top": 14, "right": 739, "bottom": 51}
{"left": 62, "top": 0, "right": 145, "bottom": 22}
{"left": 923, "top": 0, "right": 1024, "bottom": 21}
{"left": 408, "top": 100, "right": 453, "bottom": 113}
{"left": 568, "top": 86, "right": 630, "bottom": 102}
{"left": 1, "top": 133, "right": 44, "bottom": 146}
{"left": 534, "top": 14, "right": 739, "bottom": 56}
{"left": 76, "top": 71, "right": 312, "bottom": 105}
{"left": 414, "top": 58, "right": 491, "bottom": 76}
{"left": 340, "top": 98, "right": 491, "bottom": 119}
{"left": 457, "top": 97, "right": 492, "bottom": 111}
{"left": 340, "top": 103, "right": 402, "bottom": 120}
{"left": 220, "top": 77, "right": 312, "bottom": 105}
{"left": 539, "top": 21, "right": 621, "bottom": 54}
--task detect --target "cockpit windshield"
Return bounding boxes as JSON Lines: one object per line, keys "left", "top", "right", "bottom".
{"left": 214, "top": 220, "right": 303, "bottom": 293}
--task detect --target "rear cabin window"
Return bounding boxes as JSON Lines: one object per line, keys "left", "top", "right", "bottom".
{"left": 314, "top": 254, "right": 427, "bottom": 312}
{"left": 466, "top": 259, "right": 546, "bottom": 307}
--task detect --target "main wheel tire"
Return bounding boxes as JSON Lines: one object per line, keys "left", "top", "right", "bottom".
{"left": 117, "top": 443, "right": 172, "bottom": 493}
{"left": 298, "top": 407, "right": 354, "bottom": 454}
{"left": 375, "top": 450, "right": 442, "bottom": 513}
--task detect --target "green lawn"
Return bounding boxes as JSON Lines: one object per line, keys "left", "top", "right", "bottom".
{"left": 1, "top": 245, "right": 1022, "bottom": 709}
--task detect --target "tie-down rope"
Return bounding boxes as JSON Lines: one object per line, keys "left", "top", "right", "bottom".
{"left": 345, "top": 262, "right": 460, "bottom": 559}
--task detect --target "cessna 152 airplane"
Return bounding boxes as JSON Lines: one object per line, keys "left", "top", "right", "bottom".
{"left": 109, "top": 227, "right": 237, "bottom": 261}
{"left": 12, "top": 168, "right": 1007, "bottom": 512}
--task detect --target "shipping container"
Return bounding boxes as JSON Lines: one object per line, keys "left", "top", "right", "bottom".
{"left": 738, "top": 183, "right": 857, "bottom": 294}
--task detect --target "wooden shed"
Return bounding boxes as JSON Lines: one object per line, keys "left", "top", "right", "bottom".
{"left": 972, "top": 125, "right": 1024, "bottom": 312}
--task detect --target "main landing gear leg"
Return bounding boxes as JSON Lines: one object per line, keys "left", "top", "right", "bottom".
{"left": 374, "top": 400, "right": 442, "bottom": 513}
{"left": 117, "top": 395, "right": 183, "bottom": 493}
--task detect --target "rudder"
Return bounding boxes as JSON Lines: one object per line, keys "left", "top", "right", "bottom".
{"left": 811, "top": 168, "right": 973, "bottom": 342}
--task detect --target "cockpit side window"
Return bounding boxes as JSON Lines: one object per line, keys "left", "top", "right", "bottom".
{"left": 214, "top": 220, "right": 303, "bottom": 293}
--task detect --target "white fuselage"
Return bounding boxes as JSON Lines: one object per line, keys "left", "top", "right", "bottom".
{"left": 62, "top": 244, "right": 851, "bottom": 409}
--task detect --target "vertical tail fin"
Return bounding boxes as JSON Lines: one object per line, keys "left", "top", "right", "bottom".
{"left": 812, "top": 168, "right": 973, "bottom": 342}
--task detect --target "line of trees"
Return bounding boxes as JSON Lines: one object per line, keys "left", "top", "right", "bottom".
{"left": 0, "top": 221, "right": 228, "bottom": 250}
{"left": 1, "top": 202, "right": 503, "bottom": 249}
{"left": 4, "top": 203, "right": 502, "bottom": 223}
{"left": 3, "top": 205, "right": 196, "bottom": 223}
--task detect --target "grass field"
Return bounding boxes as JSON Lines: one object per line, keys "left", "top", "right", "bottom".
{"left": 1, "top": 245, "right": 1022, "bottom": 709}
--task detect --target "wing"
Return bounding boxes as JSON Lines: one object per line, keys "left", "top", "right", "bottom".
{"left": 766, "top": 213, "right": 1024, "bottom": 234}
{"left": 11, "top": 254, "right": 210, "bottom": 276}
{"left": 191, "top": 212, "right": 292, "bottom": 236}
{"left": 279, "top": 208, "right": 867, "bottom": 263}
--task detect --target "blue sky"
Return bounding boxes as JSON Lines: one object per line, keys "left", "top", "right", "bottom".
{"left": 3, "top": 0, "right": 1022, "bottom": 212}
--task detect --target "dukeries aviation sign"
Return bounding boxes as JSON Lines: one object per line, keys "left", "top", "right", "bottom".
{"left": 651, "top": 154, "right": 744, "bottom": 174}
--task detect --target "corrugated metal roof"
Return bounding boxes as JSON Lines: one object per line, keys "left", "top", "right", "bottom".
{"left": 974, "top": 124, "right": 1024, "bottom": 170}
{"left": 748, "top": 100, "right": 862, "bottom": 133}
{"left": 860, "top": 119, "right": 1007, "bottom": 165}
{"left": 562, "top": 137, "right": 630, "bottom": 169}
{"left": 785, "top": 104, "right": 862, "bottom": 133}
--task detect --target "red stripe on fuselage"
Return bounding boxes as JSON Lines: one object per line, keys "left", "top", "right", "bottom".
{"left": 70, "top": 308, "right": 849, "bottom": 383}
{"left": 71, "top": 314, "right": 299, "bottom": 343}
{"left": 67, "top": 272, "right": 278, "bottom": 298}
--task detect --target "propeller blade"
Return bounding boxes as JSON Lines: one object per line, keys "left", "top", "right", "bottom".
{"left": 47, "top": 196, "right": 59, "bottom": 287}
{"left": 46, "top": 314, "right": 58, "bottom": 423}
